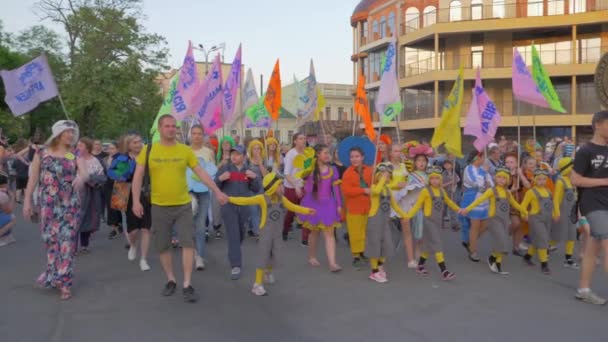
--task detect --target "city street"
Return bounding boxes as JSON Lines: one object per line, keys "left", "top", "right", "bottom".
{"left": 1, "top": 213, "right": 607, "bottom": 342}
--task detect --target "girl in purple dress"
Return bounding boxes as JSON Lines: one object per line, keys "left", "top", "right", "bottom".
{"left": 297, "top": 144, "right": 342, "bottom": 272}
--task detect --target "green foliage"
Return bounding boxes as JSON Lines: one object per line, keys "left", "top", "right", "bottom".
{"left": 0, "top": 0, "right": 168, "bottom": 142}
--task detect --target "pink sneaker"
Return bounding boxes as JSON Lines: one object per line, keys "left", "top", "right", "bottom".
{"left": 378, "top": 266, "right": 387, "bottom": 278}
{"left": 369, "top": 272, "right": 388, "bottom": 283}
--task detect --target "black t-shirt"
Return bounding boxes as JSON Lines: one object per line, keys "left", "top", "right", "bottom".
{"left": 573, "top": 142, "right": 608, "bottom": 215}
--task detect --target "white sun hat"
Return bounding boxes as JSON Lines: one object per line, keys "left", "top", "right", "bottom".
{"left": 46, "top": 120, "right": 79, "bottom": 146}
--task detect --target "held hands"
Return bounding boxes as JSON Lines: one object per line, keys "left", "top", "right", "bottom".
{"left": 308, "top": 208, "right": 317, "bottom": 215}
{"left": 458, "top": 208, "right": 469, "bottom": 216}
{"left": 218, "top": 171, "right": 231, "bottom": 182}
{"left": 363, "top": 188, "right": 371, "bottom": 195}
{"left": 215, "top": 190, "right": 229, "bottom": 205}
{"left": 521, "top": 211, "right": 529, "bottom": 221}
{"left": 553, "top": 214, "right": 560, "bottom": 223}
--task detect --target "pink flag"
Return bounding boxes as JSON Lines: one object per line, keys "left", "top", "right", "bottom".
{"left": 465, "top": 68, "right": 502, "bottom": 151}
{"left": 193, "top": 54, "right": 223, "bottom": 135}
{"left": 512, "top": 48, "right": 549, "bottom": 108}
{"left": 173, "top": 41, "right": 201, "bottom": 120}
{"left": 223, "top": 44, "right": 242, "bottom": 125}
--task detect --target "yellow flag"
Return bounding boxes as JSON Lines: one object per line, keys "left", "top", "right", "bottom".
{"left": 431, "top": 65, "right": 464, "bottom": 158}
{"left": 313, "top": 87, "right": 326, "bottom": 121}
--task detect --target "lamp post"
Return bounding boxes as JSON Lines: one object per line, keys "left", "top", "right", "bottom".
{"left": 194, "top": 43, "right": 226, "bottom": 75}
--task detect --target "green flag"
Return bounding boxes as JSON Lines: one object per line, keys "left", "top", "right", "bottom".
{"left": 246, "top": 97, "right": 270, "bottom": 124}
{"left": 531, "top": 45, "right": 566, "bottom": 113}
{"left": 382, "top": 101, "right": 403, "bottom": 125}
{"left": 150, "top": 74, "right": 181, "bottom": 142}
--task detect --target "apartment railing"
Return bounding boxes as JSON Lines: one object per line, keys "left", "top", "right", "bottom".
{"left": 399, "top": 0, "right": 608, "bottom": 35}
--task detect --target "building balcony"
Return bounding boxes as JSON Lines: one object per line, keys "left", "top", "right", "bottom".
{"left": 399, "top": 0, "right": 608, "bottom": 46}
{"left": 398, "top": 45, "right": 606, "bottom": 87}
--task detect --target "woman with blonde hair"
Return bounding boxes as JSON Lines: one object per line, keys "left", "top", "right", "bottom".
{"left": 265, "top": 137, "right": 282, "bottom": 173}
{"left": 247, "top": 139, "right": 267, "bottom": 237}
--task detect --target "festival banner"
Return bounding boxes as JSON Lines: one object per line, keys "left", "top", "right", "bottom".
{"left": 172, "top": 41, "right": 201, "bottom": 120}
{"left": 150, "top": 73, "right": 180, "bottom": 141}
{"left": 242, "top": 68, "right": 258, "bottom": 109}
{"left": 244, "top": 96, "right": 271, "bottom": 128}
{"left": 297, "top": 60, "right": 318, "bottom": 119}
{"left": 375, "top": 38, "right": 402, "bottom": 125}
{"left": 193, "top": 54, "right": 223, "bottom": 135}
{"left": 464, "top": 68, "right": 502, "bottom": 151}
{"left": 431, "top": 65, "right": 464, "bottom": 158}
{"left": 314, "top": 86, "right": 326, "bottom": 122}
{"left": 354, "top": 71, "right": 376, "bottom": 141}
{"left": 531, "top": 44, "right": 566, "bottom": 113}
{"left": 223, "top": 44, "right": 242, "bottom": 125}
{"left": 264, "top": 59, "right": 282, "bottom": 121}
{"left": 512, "top": 48, "right": 548, "bottom": 108}
{"left": 1, "top": 54, "right": 59, "bottom": 116}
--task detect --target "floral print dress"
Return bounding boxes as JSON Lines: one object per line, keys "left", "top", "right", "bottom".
{"left": 37, "top": 148, "right": 80, "bottom": 290}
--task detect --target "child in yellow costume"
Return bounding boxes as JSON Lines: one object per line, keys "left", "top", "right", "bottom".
{"left": 520, "top": 169, "right": 553, "bottom": 275}
{"left": 462, "top": 166, "right": 528, "bottom": 275}
{"left": 550, "top": 157, "right": 579, "bottom": 269}
{"left": 404, "top": 166, "right": 461, "bottom": 280}
{"left": 228, "top": 172, "right": 315, "bottom": 296}
{"left": 366, "top": 163, "right": 409, "bottom": 283}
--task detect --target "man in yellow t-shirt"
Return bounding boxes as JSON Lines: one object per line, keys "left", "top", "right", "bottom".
{"left": 131, "top": 115, "right": 228, "bottom": 303}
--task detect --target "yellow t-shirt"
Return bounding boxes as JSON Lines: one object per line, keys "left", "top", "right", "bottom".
{"left": 387, "top": 162, "right": 408, "bottom": 190}
{"left": 136, "top": 143, "right": 198, "bottom": 206}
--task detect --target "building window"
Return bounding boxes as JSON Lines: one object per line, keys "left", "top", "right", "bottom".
{"left": 492, "top": 0, "right": 505, "bottom": 18}
{"left": 260, "top": 130, "right": 266, "bottom": 137}
{"left": 380, "top": 16, "right": 387, "bottom": 38}
{"left": 230, "top": 129, "right": 237, "bottom": 136}
{"left": 388, "top": 12, "right": 395, "bottom": 37}
{"left": 580, "top": 37, "right": 601, "bottom": 64}
{"left": 325, "top": 106, "right": 331, "bottom": 121}
{"left": 338, "top": 107, "right": 344, "bottom": 120}
{"left": 527, "top": 0, "right": 543, "bottom": 16}
{"left": 372, "top": 20, "right": 379, "bottom": 39}
{"left": 548, "top": 0, "right": 565, "bottom": 14}
{"left": 472, "top": 46, "right": 483, "bottom": 67}
{"left": 449, "top": 1, "right": 462, "bottom": 21}
{"left": 405, "top": 7, "right": 420, "bottom": 32}
{"left": 569, "top": 0, "right": 586, "bottom": 13}
{"left": 471, "top": 0, "right": 483, "bottom": 20}
{"left": 288, "top": 130, "right": 294, "bottom": 142}
{"left": 274, "top": 130, "right": 280, "bottom": 139}
{"left": 423, "top": 6, "right": 437, "bottom": 27}
{"left": 245, "top": 130, "right": 252, "bottom": 138}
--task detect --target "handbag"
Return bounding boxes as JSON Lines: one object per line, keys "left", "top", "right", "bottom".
{"left": 141, "top": 142, "right": 153, "bottom": 203}
{"left": 110, "top": 182, "right": 131, "bottom": 212}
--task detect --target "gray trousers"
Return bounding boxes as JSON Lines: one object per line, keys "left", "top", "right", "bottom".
{"left": 221, "top": 204, "right": 248, "bottom": 267}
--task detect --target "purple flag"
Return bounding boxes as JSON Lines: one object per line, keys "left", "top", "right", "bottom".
{"left": 465, "top": 68, "right": 502, "bottom": 151}
{"left": 173, "top": 41, "right": 201, "bottom": 120}
{"left": 193, "top": 54, "right": 223, "bottom": 135}
{"left": 512, "top": 48, "right": 549, "bottom": 108}
{"left": 223, "top": 44, "right": 242, "bottom": 125}
{"left": 1, "top": 55, "right": 59, "bottom": 116}
{"left": 244, "top": 115, "right": 270, "bottom": 129}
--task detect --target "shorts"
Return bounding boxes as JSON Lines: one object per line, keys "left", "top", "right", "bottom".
{"left": 16, "top": 177, "right": 28, "bottom": 190}
{"left": 585, "top": 211, "right": 608, "bottom": 240}
{"left": 0, "top": 212, "right": 14, "bottom": 237}
{"left": 126, "top": 193, "right": 151, "bottom": 233}
{"left": 151, "top": 204, "right": 194, "bottom": 252}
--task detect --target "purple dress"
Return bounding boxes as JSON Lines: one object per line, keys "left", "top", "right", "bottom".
{"left": 37, "top": 148, "right": 80, "bottom": 290}
{"left": 297, "top": 166, "right": 342, "bottom": 231}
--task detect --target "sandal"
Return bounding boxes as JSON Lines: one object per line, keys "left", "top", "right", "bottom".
{"left": 308, "top": 258, "right": 321, "bottom": 267}
{"left": 416, "top": 266, "right": 429, "bottom": 275}
{"left": 442, "top": 270, "right": 456, "bottom": 281}
{"left": 329, "top": 264, "right": 342, "bottom": 273}
{"left": 60, "top": 288, "right": 72, "bottom": 300}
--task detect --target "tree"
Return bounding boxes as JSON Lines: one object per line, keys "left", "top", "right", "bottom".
{"left": 32, "top": 0, "right": 168, "bottom": 138}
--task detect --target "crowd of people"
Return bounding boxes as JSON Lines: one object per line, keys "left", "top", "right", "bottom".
{"left": 3, "top": 111, "right": 608, "bottom": 306}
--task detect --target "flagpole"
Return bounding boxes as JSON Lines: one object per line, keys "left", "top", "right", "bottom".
{"left": 516, "top": 99, "right": 522, "bottom": 186}
{"left": 394, "top": 109, "right": 402, "bottom": 144}
{"left": 57, "top": 94, "right": 71, "bottom": 120}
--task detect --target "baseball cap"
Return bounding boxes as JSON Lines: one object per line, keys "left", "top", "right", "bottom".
{"left": 230, "top": 145, "right": 246, "bottom": 155}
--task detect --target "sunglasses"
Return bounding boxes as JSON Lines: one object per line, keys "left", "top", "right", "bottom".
{"left": 63, "top": 120, "right": 77, "bottom": 128}
{"left": 376, "top": 164, "right": 394, "bottom": 173}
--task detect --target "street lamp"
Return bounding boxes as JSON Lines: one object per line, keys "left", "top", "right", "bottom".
{"left": 194, "top": 43, "right": 226, "bottom": 75}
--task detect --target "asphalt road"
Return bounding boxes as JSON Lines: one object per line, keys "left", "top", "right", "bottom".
{"left": 1, "top": 213, "right": 607, "bottom": 342}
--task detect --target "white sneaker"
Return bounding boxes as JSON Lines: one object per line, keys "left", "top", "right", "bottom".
{"left": 139, "top": 259, "right": 150, "bottom": 271}
{"left": 251, "top": 283, "right": 267, "bottom": 296}
{"left": 128, "top": 246, "right": 137, "bottom": 261}
{"left": 263, "top": 272, "right": 275, "bottom": 284}
{"left": 369, "top": 272, "right": 388, "bottom": 283}
{"left": 195, "top": 256, "right": 205, "bottom": 271}
{"left": 407, "top": 260, "right": 418, "bottom": 269}
{"left": 0, "top": 234, "right": 16, "bottom": 247}
{"left": 518, "top": 242, "right": 529, "bottom": 250}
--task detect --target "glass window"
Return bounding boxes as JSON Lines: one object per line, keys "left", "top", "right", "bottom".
{"left": 372, "top": 20, "right": 379, "bottom": 39}
{"left": 245, "top": 130, "right": 252, "bottom": 138}
{"left": 423, "top": 6, "right": 437, "bottom": 27}
{"left": 380, "top": 16, "right": 387, "bottom": 38}
{"left": 528, "top": 0, "right": 543, "bottom": 16}
{"left": 472, "top": 46, "right": 484, "bottom": 67}
{"left": 548, "top": 0, "right": 565, "bottom": 14}
{"left": 388, "top": 12, "right": 395, "bottom": 37}
{"left": 260, "top": 130, "right": 266, "bottom": 137}
{"left": 230, "top": 129, "right": 237, "bottom": 136}
{"left": 338, "top": 107, "right": 345, "bottom": 120}
{"left": 450, "top": 1, "right": 462, "bottom": 21}
{"left": 569, "top": 0, "right": 586, "bottom": 13}
{"left": 405, "top": 7, "right": 420, "bottom": 32}
{"left": 492, "top": 0, "right": 505, "bottom": 18}
{"left": 471, "top": 0, "right": 483, "bottom": 20}
{"left": 325, "top": 106, "right": 331, "bottom": 121}
{"left": 580, "top": 37, "right": 601, "bottom": 63}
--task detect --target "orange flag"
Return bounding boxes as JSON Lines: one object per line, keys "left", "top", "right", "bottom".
{"left": 354, "top": 72, "right": 376, "bottom": 141}
{"left": 264, "top": 59, "right": 282, "bottom": 121}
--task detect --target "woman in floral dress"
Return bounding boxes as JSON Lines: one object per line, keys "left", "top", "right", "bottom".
{"left": 23, "top": 120, "right": 84, "bottom": 300}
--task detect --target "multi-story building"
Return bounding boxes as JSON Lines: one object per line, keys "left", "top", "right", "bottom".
{"left": 351, "top": 0, "right": 608, "bottom": 144}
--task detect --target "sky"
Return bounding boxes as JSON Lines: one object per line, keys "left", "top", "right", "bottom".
{"left": 2, "top": 0, "right": 359, "bottom": 87}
